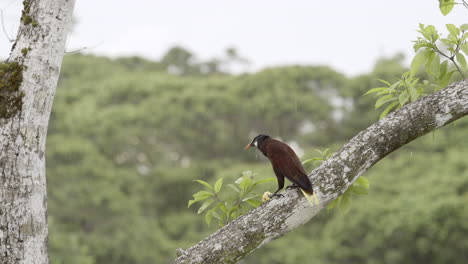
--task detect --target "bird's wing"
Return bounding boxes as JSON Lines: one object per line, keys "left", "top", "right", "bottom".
{"left": 267, "top": 140, "right": 313, "bottom": 193}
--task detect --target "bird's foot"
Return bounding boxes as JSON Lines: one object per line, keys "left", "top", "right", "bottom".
{"left": 268, "top": 193, "right": 284, "bottom": 198}
{"left": 262, "top": 191, "right": 273, "bottom": 202}
{"left": 286, "top": 183, "right": 300, "bottom": 190}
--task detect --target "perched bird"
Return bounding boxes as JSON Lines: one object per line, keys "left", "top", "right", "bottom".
{"left": 244, "top": 134, "right": 318, "bottom": 205}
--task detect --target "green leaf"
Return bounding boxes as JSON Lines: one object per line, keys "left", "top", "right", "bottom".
{"left": 234, "top": 177, "right": 243, "bottom": 184}
{"left": 418, "top": 24, "right": 431, "bottom": 40}
{"left": 409, "top": 86, "right": 419, "bottom": 102}
{"left": 429, "top": 53, "right": 441, "bottom": 77}
{"left": 239, "top": 176, "right": 253, "bottom": 192}
{"left": 327, "top": 196, "right": 340, "bottom": 210}
{"left": 419, "top": 24, "right": 438, "bottom": 41}
{"left": 413, "top": 40, "right": 433, "bottom": 51}
{"left": 377, "top": 79, "right": 392, "bottom": 86}
{"left": 438, "top": 60, "right": 449, "bottom": 79}
{"left": 242, "top": 195, "right": 258, "bottom": 202}
{"left": 194, "top": 179, "right": 213, "bottom": 190}
{"left": 205, "top": 210, "right": 213, "bottom": 226}
{"left": 379, "top": 101, "right": 399, "bottom": 119}
{"left": 447, "top": 32, "right": 458, "bottom": 43}
{"left": 246, "top": 199, "right": 262, "bottom": 208}
{"left": 463, "top": 32, "right": 468, "bottom": 41}
{"left": 227, "top": 184, "right": 240, "bottom": 193}
{"left": 188, "top": 191, "right": 214, "bottom": 207}
{"left": 401, "top": 71, "right": 411, "bottom": 80}
{"left": 211, "top": 210, "right": 221, "bottom": 220}
{"left": 254, "top": 177, "right": 276, "bottom": 185}
{"left": 302, "top": 157, "right": 323, "bottom": 165}
{"left": 227, "top": 205, "right": 239, "bottom": 218}
{"left": 218, "top": 203, "right": 228, "bottom": 213}
{"left": 460, "top": 24, "right": 468, "bottom": 32}
{"left": 194, "top": 190, "right": 214, "bottom": 198}
{"left": 376, "top": 90, "right": 392, "bottom": 96}
{"left": 446, "top": 24, "right": 460, "bottom": 37}
{"left": 460, "top": 43, "right": 468, "bottom": 56}
{"left": 456, "top": 53, "right": 468, "bottom": 71}
{"left": 440, "top": 38, "right": 455, "bottom": 47}
{"left": 410, "top": 51, "right": 428, "bottom": 76}
{"left": 423, "top": 51, "right": 441, "bottom": 77}
{"left": 387, "top": 80, "right": 400, "bottom": 91}
{"left": 438, "top": 70, "right": 456, "bottom": 88}
{"left": 227, "top": 205, "right": 238, "bottom": 214}
{"left": 351, "top": 185, "right": 369, "bottom": 195}
{"left": 214, "top": 177, "right": 223, "bottom": 193}
{"left": 230, "top": 210, "right": 241, "bottom": 219}
{"left": 187, "top": 199, "right": 198, "bottom": 208}
{"left": 375, "top": 94, "right": 397, "bottom": 109}
{"left": 398, "top": 92, "right": 410, "bottom": 106}
{"left": 439, "top": 0, "right": 455, "bottom": 15}
{"left": 242, "top": 171, "right": 255, "bottom": 177}
{"left": 197, "top": 199, "right": 214, "bottom": 214}
{"left": 355, "top": 177, "right": 370, "bottom": 188}
{"left": 339, "top": 193, "right": 351, "bottom": 215}
{"left": 424, "top": 51, "right": 436, "bottom": 74}
{"left": 364, "top": 87, "right": 389, "bottom": 96}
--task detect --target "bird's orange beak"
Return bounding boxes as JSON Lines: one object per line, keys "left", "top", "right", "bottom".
{"left": 244, "top": 143, "right": 252, "bottom": 150}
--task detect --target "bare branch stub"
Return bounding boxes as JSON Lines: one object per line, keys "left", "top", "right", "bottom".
{"left": 0, "top": 9, "right": 14, "bottom": 42}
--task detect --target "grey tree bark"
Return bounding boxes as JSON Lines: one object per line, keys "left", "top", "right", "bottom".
{"left": 0, "top": 0, "right": 75, "bottom": 263}
{"left": 172, "top": 79, "right": 468, "bottom": 264}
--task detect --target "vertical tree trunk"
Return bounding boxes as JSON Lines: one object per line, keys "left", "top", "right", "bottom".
{"left": 0, "top": 0, "right": 75, "bottom": 263}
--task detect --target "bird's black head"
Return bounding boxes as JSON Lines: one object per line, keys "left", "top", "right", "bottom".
{"left": 244, "top": 134, "right": 270, "bottom": 150}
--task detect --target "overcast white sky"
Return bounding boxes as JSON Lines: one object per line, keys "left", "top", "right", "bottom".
{"left": 0, "top": 0, "right": 466, "bottom": 75}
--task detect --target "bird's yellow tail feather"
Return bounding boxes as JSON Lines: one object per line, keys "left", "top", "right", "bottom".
{"left": 300, "top": 189, "right": 319, "bottom": 206}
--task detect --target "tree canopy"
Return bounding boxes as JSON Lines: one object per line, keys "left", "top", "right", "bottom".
{"left": 46, "top": 48, "right": 468, "bottom": 263}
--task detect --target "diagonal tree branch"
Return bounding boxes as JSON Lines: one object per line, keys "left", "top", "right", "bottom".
{"left": 172, "top": 79, "right": 468, "bottom": 264}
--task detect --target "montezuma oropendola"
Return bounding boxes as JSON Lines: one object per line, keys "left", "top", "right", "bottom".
{"left": 244, "top": 134, "right": 318, "bottom": 205}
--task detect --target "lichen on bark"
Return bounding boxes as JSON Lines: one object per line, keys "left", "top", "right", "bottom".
{"left": 0, "top": 61, "right": 24, "bottom": 119}
{"left": 21, "top": 0, "right": 33, "bottom": 25}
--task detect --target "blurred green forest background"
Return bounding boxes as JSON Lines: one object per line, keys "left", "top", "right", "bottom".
{"left": 46, "top": 47, "right": 468, "bottom": 264}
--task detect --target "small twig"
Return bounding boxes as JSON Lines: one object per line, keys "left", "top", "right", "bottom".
{"left": 0, "top": 9, "right": 14, "bottom": 42}
{"left": 64, "top": 46, "right": 89, "bottom": 54}
{"left": 433, "top": 46, "right": 466, "bottom": 79}
{"left": 450, "top": 57, "right": 465, "bottom": 78}
{"left": 433, "top": 46, "right": 451, "bottom": 60}
{"left": 462, "top": 0, "right": 468, "bottom": 9}
{"left": 65, "top": 41, "right": 104, "bottom": 54}
{"left": 450, "top": 42, "right": 466, "bottom": 78}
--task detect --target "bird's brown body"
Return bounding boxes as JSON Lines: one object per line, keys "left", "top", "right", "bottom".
{"left": 245, "top": 135, "right": 313, "bottom": 197}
